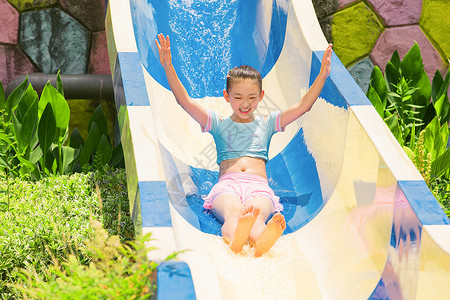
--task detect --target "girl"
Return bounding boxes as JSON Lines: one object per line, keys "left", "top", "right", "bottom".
{"left": 156, "top": 33, "right": 332, "bottom": 257}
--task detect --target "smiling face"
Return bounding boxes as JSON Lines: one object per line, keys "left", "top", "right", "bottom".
{"left": 223, "top": 79, "right": 264, "bottom": 123}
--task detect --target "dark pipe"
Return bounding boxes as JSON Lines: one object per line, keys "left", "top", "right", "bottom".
{"left": 5, "top": 73, "right": 114, "bottom": 100}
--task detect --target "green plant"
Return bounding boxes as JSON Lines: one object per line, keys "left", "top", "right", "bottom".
{"left": 70, "top": 104, "right": 124, "bottom": 173}
{"left": 95, "top": 166, "right": 134, "bottom": 242}
{"left": 367, "top": 42, "right": 450, "bottom": 216}
{"left": 0, "top": 173, "right": 100, "bottom": 299}
{"left": 367, "top": 42, "right": 449, "bottom": 147}
{"left": 0, "top": 74, "right": 124, "bottom": 179}
{"left": 13, "top": 219, "right": 158, "bottom": 300}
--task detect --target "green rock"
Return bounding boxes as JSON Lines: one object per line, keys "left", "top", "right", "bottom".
{"left": 7, "top": 0, "right": 58, "bottom": 11}
{"left": 332, "top": 1, "right": 384, "bottom": 66}
{"left": 19, "top": 8, "right": 91, "bottom": 74}
{"left": 420, "top": 0, "right": 450, "bottom": 63}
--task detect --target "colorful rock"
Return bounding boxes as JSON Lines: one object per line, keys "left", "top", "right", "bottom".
{"left": 7, "top": 0, "right": 58, "bottom": 11}
{"left": 0, "top": 45, "right": 37, "bottom": 88}
{"left": 332, "top": 1, "right": 384, "bottom": 66}
{"left": 338, "top": 0, "right": 359, "bottom": 9}
{"left": 370, "top": 25, "right": 446, "bottom": 79}
{"left": 420, "top": 0, "right": 450, "bottom": 63}
{"left": 88, "top": 31, "right": 111, "bottom": 74}
{"left": 0, "top": 0, "right": 19, "bottom": 45}
{"left": 19, "top": 8, "right": 91, "bottom": 74}
{"left": 368, "top": 0, "right": 422, "bottom": 26}
{"left": 348, "top": 56, "right": 374, "bottom": 93}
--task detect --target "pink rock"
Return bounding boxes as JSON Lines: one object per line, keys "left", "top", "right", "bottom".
{"left": 0, "top": 0, "right": 19, "bottom": 44}
{"left": 368, "top": 0, "right": 422, "bottom": 26}
{"left": 0, "top": 45, "right": 37, "bottom": 89}
{"left": 370, "top": 26, "right": 446, "bottom": 81}
{"left": 339, "top": 0, "right": 359, "bottom": 9}
{"left": 88, "top": 31, "right": 111, "bottom": 74}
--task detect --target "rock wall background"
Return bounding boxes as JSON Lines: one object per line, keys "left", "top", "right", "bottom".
{"left": 1, "top": 0, "right": 448, "bottom": 123}
{"left": 0, "top": 0, "right": 114, "bottom": 141}
{"left": 313, "top": 0, "right": 449, "bottom": 93}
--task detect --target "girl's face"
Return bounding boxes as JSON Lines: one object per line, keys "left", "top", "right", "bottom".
{"left": 223, "top": 79, "right": 264, "bottom": 123}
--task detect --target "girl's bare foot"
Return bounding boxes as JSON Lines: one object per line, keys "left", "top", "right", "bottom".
{"left": 230, "top": 206, "right": 260, "bottom": 253}
{"left": 254, "top": 213, "right": 286, "bottom": 257}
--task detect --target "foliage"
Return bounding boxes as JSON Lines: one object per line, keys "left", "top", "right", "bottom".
{"left": 0, "top": 168, "right": 148, "bottom": 299}
{"left": 94, "top": 166, "right": 134, "bottom": 242}
{"left": 0, "top": 173, "right": 100, "bottom": 299}
{"left": 367, "top": 42, "right": 450, "bottom": 215}
{"left": 13, "top": 220, "right": 157, "bottom": 300}
{"left": 0, "top": 74, "right": 124, "bottom": 180}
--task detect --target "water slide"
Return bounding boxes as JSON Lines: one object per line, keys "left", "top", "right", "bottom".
{"left": 105, "top": 0, "right": 450, "bottom": 299}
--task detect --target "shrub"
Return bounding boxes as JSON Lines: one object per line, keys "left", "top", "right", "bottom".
{"left": 366, "top": 42, "right": 450, "bottom": 216}
{"left": 0, "top": 75, "right": 124, "bottom": 180}
{"left": 0, "top": 173, "right": 100, "bottom": 299}
{"left": 13, "top": 220, "right": 157, "bottom": 300}
{"left": 94, "top": 166, "right": 134, "bottom": 242}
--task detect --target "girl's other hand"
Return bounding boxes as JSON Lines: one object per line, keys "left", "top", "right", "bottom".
{"left": 319, "top": 44, "right": 332, "bottom": 79}
{"left": 155, "top": 33, "right": 172, "bottom": 68}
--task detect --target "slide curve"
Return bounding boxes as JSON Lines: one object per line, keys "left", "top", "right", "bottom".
{"left": 105, "top": 0, "right": 450, "bottom": 299}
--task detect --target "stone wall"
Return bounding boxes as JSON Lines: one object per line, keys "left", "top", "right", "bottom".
{"left": 2, "top": 0, "right": 448, "bottom": 108}
{"left": 312, "top": 0, "right": 449, "bottom": 93}
{"left": 0, "top": 0, "right": 114, "bottom": 141}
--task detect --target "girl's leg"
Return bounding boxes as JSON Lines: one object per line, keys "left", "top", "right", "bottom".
{"left": 244, "top": 196, "right": 286, "bottom": 257}
{"left": 211, "top": 194, "right": 260, "bottom": 253}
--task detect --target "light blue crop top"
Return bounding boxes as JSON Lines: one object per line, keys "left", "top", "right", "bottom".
{"left": 202, "top": 110, "right": 285, "bottom": 165}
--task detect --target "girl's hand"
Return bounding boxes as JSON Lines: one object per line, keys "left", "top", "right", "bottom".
{"left": 155, "top": 33, "right": 172, "bottom": 68}
{"left": 319, "top": 44, "right": 332, "bottom": 80}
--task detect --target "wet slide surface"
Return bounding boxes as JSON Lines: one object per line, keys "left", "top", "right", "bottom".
{"left": 106, "top": 0, "right": 450, "bottom": 299}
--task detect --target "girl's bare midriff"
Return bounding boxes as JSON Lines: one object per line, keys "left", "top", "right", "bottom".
{"left": 219, "top": 156, "right": 267, "bottom": 179}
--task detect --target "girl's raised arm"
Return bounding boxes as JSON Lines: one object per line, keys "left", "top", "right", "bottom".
{"left": 155, "top": 33, "right": 208, "bottom": 127}
{"left": 279, "top": 44, "right": 332, "bottom": 129}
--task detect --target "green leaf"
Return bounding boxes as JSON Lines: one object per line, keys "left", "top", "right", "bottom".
{"left": 422, "top": 117, "right": 439, "bottom": 159}
{"left": 413, "top": 70, "right": 432, "bottom": 117}
{"left": 0, "top": 81, "right": 5, "bottom": 110}
{"left": 61, "top": 146, "right": 79, "bottom": 174}
{"left": 384, "top": 113, "right": 403, "bottom": 146}
{"left": 56, "top": 70, "right": 64, "bottom": 97}
{"left": 431, "top": 69, "right": 444, "bottom": 103}
{"left": 402, "top": 146, "right": 414, "bottom": 161}
{"left": 69, "top": 128, "right": 85, "bottom": 149}
{"left": 88, "top": 105, "right": 109, "bottom": 138}
{"left": 16, "top": 155, "right": 40, "bottom": 180}
{"left": 390, "top": 50, "right": 401, "bottom": 69}
{"left": 385, "top": 62, "right": 400, "bottom": 102}
{"left": 11, "top": 112, "right": 24, "bottom": 153}
{"left": 0, "top": 156, "right": 10, "bottom": 169}
{"left": 29, "top": 146, "right": 43, "bottom": 165}
{"left": 38, "top": 82, "right": 70, "bottom": 141}
{"left": 400, "top": 42, "right": 423, "bottom": 84}
{"left": 109, "top": 143, "right": 124, "bottom": 168}
{"left": 367, "top": 86, "right": 385, "bottom": 118}
{"left": 432, "top": 69, "right": 450, "bottom": 124}
{"left": 422, "top": 104, "right": 437, "bottom": 130}
{"left": 18, "top": 87, "right": 39, "bottom": 156}
{"left": 431, "top": 147, "right": 450, "bottom": 180}
{"left": 38, "top": 104, "right": 57, "bottom": 155}
{"left": 96, "top": 135, "right": 112, "bottom": 167}
{"left": 78, "top": 122, "right": 101, "bottom": 166}
{"left": 369, "top": 66, "right": 388, "bottom": 106}
{"left": 5, "top": 76, "right": 28, "bottom": 117}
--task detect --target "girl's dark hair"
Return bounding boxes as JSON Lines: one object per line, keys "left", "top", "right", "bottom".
{"left": 226, "top": 65, "right": 262, "bottom": 92}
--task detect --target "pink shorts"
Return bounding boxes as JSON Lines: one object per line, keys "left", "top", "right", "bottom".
{"left": 203, "top": 172, "right": 283, "bottom": 211}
